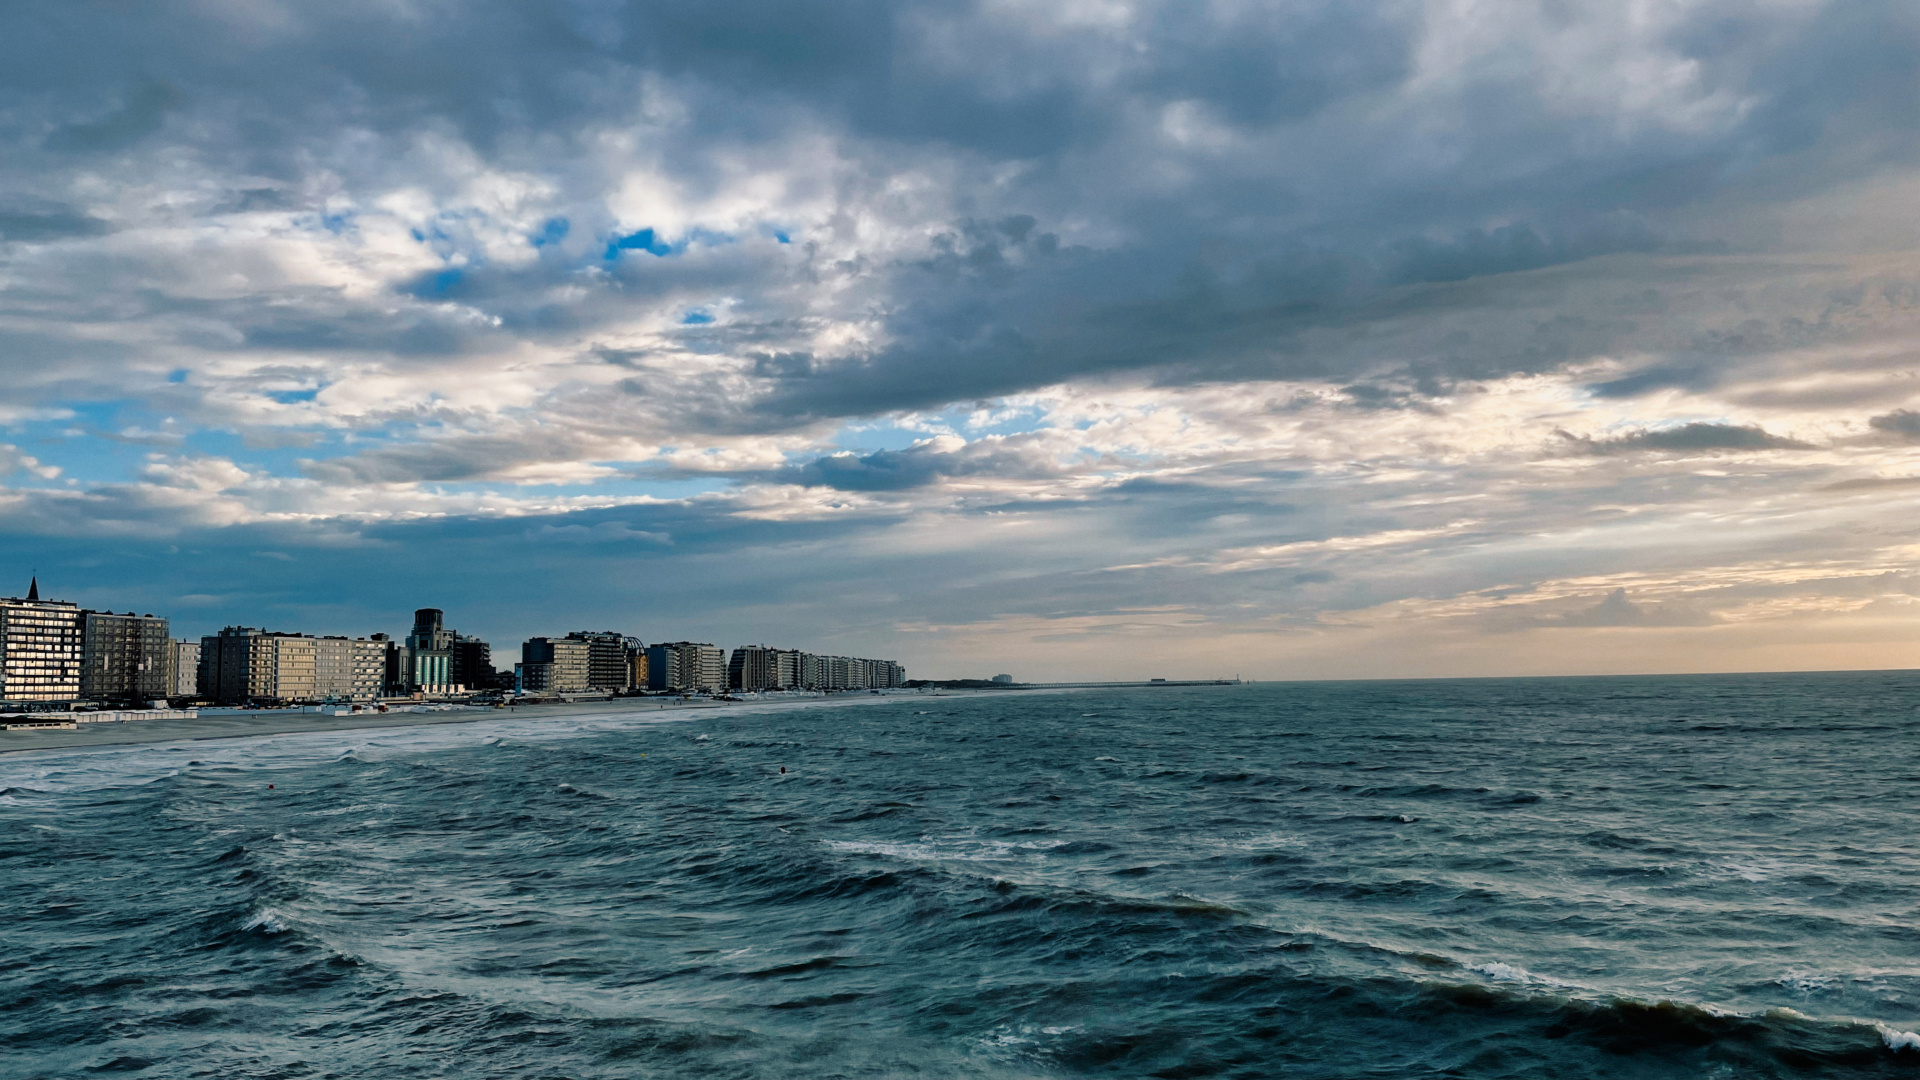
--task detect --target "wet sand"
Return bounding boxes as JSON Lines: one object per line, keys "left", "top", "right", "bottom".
{"left": 0, "top": 698, "right": 729, "bottom": 755}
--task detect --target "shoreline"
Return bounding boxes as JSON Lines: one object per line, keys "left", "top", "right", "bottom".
{"left": 0, "top": 688, "right": 1035, "bottom": 757}
{"left": 0, "top": 697, "right": 740, "bottom": 755}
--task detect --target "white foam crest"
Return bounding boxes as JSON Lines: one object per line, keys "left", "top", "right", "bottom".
{"left": 1469, "top": 961, "right": 1586, "bottom": 991}
{"left": 0, "top": 702, "right": 764, "bottom": 795}
{"left": 1777, "top": 972, "right": 1833, "bottom": 995}
{"left": 1879, "top": 1024, "right": 1920, "bottom": 1051}
{"left": 824, "top": 837, "right": 1070, "bottom": 863}
{"left": 0, "top": 689, "right": 1095, "bottom": 798}
{"left": 242, "top": 908, "right": 289, "bottom": 934}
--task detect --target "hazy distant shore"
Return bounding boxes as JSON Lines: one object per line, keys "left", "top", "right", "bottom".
{"left": 0, "top": 697, "right": 735, "bottom": 755}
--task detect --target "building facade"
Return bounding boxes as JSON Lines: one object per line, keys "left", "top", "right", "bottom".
{"left": 80, "top": 611, "right": 172, "bottom": 702}
{"left": 0, "top": 579, "right": 83, "bottom": 703}
{"left": 312, "top": 637, "right": 386, "bottom": 700}
{"left": 646, "top": 642, "right": 724, "bottom": 692}
{"left": 170, "top": 639, "right": 201, "bottom": 698}
{"left": 727, "top": 645, "right": 779, "bottom": 691}
{"left": 400, "top": 608, "right": 454, "bottom": 694}
{"left": 519, "top": 637, "right": 591, "bottom": 694}
{"left": 197, "top": 627, "right": 384, "bottom": 704}
{"left": 449, "top": 635, "right": 492, "bottom": 691}
{"left": 567, "top": 631, "right": 632, "bottom": 691}
{"left": 784, "top": 651, "right": 905, "bottom": 690}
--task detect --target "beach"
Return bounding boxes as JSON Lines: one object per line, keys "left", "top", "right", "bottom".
{"left": 0, "top": 697, "right": 733, "bottom": 754}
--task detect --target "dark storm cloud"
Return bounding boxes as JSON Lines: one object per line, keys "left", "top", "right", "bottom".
{"left": 1383, "top": 221, "right": 1662, "bottom": 286}
{"left": 42, "top": 80, "right": 180, "bottom": 153}
{"left": 1588, "top": 362, "right": 1721, "bottom": 399}
{"left": 0, "top": 0, "right": 1907, "bottom": 434}
{"left": 1867, "top": 409, "right": 1920, "bottom": 443}
{"left": 0, "top": 200, "right": 110, "bottom": 243}
{"left": 1560, "top": 422, "right": 1815, "bottom": 455}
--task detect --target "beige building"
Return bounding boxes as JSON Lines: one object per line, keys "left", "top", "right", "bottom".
{"left": 198, "top": 627, "right": 386, "bottom": 704}
{"left": 313, "top": 636, "right": 385, "bottom": 700}
{"left": 647, "top": 642, "right": 725, "bottom": 692}
{"left": 0, "top": 579, "right": 83, "bottom": 702}
{"left": 170, "top": 639, "right": 200, "bottom": 698}
{"left": 518, "top": 637, "right": 591, "bottom": 693}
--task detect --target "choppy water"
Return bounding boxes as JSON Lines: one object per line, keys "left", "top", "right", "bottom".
{"left": 2, "top": 673, "right": 1916, "bottom": 1079}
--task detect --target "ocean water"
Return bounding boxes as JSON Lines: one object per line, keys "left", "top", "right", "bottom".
{"left": 2, "top": 672, "right": 1915, "bottom": 1079}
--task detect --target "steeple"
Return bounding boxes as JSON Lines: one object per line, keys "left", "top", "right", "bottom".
{"left": 25, "top": 576, "right": 38, "bottom": 602}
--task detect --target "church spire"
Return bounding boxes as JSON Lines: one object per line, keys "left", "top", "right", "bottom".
{"left": 25, "top": 576, "right": 37, "bottom": 602}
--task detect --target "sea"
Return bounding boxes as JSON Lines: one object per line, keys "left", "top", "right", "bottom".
{"left": 1, "top": 672, "right": 1915, "bottom": 1079}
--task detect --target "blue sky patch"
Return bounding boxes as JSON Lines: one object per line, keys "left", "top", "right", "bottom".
{"left": 605, "top": 228, "right": 674, "bottom": 259}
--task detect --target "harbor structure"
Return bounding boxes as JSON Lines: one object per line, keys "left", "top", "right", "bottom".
{"left": 0, "top": 579, "right": 83, "bottom": 703}
{"left": 80, "top": 611, "right": 172, "bottom": 703}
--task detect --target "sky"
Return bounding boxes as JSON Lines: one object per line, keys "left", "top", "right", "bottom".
{"left": 0, "top": 0, "right": 1915, "bottom": 681}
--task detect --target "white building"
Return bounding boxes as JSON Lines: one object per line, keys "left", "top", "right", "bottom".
{"left": 170, "top": 639, "right": 200, "bottom": 698}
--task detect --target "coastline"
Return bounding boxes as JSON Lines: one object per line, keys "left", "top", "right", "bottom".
{"left": 0, "top": 697, "right": 733, "bottom": 755}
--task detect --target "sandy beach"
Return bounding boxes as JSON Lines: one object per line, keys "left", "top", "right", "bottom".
{"left": 0, "top": 697, "right": 733, "bottom": 755}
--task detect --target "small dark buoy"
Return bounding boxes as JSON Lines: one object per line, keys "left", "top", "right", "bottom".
{"left": 779, "top": 766, "right": 786, "bottom": 774}
{"left": 268, "top": 784, "right": 274, "bottom": 790}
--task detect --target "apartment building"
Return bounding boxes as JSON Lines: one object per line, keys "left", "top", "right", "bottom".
{"left": 647, "top": 642, "right": 724, "bottom": 692}
{"left": 518, "top": 637, "right": 591, "bottom": 693}
{"left": 80, "top": 611, "right": 172, "bottom": 702}
{"left": 170, "top": 639, "right": 200, "bottom": 698}
{"left": 567, "top": 630, "right": 633, "bottom": 691}
{"left": 197, "top": 627, "right": 384, "bottom": 704}
{"left": 0, "top": 579, "right": 83, "bottom": 703}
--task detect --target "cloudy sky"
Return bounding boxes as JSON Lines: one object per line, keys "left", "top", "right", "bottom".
{"left": 0, "top": 0, "right": 1915, "bottom": 680}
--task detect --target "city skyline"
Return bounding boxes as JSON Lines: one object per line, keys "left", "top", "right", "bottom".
{"left": 0, "top": 2, "right": 1914, "bottom": 681}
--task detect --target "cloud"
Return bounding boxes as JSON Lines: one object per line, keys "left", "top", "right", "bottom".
{"left": 43, "top": 80, "right": 180, "bottom": 153}
{"left": 781, "top": 434, "right": 1064, "bottom": 491}
{"left": 1551, "top": 588, "right": 1717, "bottom": 629}
{"left": 1559, "top": 422, "right": 1816, "bottom": 455}
{"left": 1867, "top": 409, "right": 1920, "bottom": 443}
{"left": 0, "top": 0, "right": 1912, "bottom": 675}
{"left": 0, "top": 444, "right": 60, "bottom": 480}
